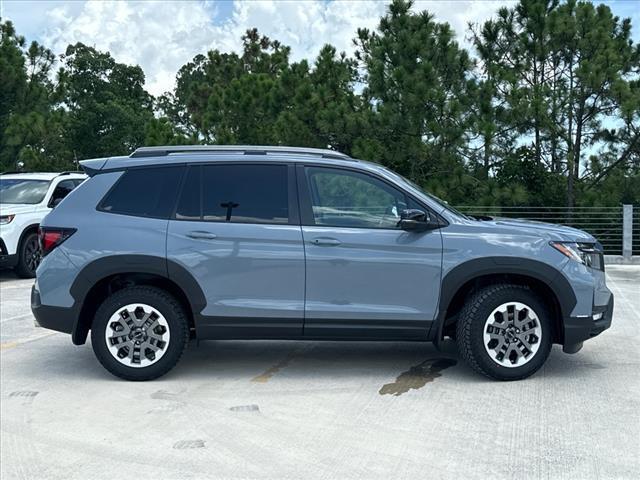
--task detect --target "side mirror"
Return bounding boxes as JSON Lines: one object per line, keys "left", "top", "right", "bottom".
{"left": 398, "top": 209, "right": 438, "bottom": 232}
{"left": 50, "top": 197, "right": 63, "bottom": 208}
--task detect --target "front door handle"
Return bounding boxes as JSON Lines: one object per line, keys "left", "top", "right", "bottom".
{"left": 186, "top": 230, "right": 217, "bottom": 240}
{"left": 311, "top": 237, "right": 341, "bottom": 246}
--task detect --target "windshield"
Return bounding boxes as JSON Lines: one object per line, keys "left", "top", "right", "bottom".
{"left": 377, "top": 166, "right": 470, "bottom": 219}
{"left": 0, "top": 179, "right": 51, "bottom": 204}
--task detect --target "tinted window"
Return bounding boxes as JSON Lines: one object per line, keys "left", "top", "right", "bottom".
{"left": 100, "top": 167, "right": 184, "bottom": 218}
{"left": 175, "top": 166, "right": 201, "bottom": 220}
{"left": 49, "top": 179, "right": 76, "bottom": 207}
{"left": 305, "top": 167, "right": 408, "bottom": 229}
{"left": 195, "top": 164, "right": 288, "bottom": 224}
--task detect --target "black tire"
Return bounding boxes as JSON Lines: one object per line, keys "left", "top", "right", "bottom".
{"left": 15, "top": 231, "right": 40, "bottom": 278}
{"left": 455, "top": 284, "right": 553, "bottom": 381}
{"left": 91, "top": 286, "right": 189, "bottom": 381}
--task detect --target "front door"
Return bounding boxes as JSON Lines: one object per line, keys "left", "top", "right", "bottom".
{"left": 298, "top": 165, "right": 443, "bottom": 339}
{"left": 167, "top": 163, "right": 305, "bottom": 338}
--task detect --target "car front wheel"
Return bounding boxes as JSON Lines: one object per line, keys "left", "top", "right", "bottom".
{"left": 456, "top": 284, "right": 553, "bottom": 381}
{"left": 15, "top": 232, "right": 40, "bottom": 278}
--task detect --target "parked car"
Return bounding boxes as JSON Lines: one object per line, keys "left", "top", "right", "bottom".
{"left": 0, "top": 171, "right": 86, "bottom": 278}
{"left": 31, "top": 146, "right": 613, "bottom": 381}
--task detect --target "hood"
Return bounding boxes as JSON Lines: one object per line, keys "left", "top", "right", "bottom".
{"left": 0, "top": 204, "right": 38, "bottom": 216}
{"left": 475, "top": 216, "right": 597, "bottom": 243}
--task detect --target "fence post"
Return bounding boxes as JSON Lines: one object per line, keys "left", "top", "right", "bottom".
{"left": 622, "top": 204, "right": 633, "bottom": 260}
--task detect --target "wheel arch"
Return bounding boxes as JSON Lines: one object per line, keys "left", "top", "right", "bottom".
{"left": 432, "top": 257, "right": 575, "bottom": 345}
{"left": 18, "top": 223, "right": 40, "bottom": 247}
{"left": 69, "top": 255, "right": 206, "bottom": 345}
{"left": 14, "top": 223, "right": 41, "bottom": 276}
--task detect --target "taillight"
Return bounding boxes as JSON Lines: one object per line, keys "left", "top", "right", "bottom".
{"left": 38, "top": 227, "right": 76, "bottom": 257}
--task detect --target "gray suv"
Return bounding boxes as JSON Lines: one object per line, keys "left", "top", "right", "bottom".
{"left": 31, "top": 146, "right": 613, "bottom": 381}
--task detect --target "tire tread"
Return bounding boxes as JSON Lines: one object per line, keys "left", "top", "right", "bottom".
{"left": 455, "top": 283, "right": 551, "bottom": 381}
{"left": 15, "top": 232, "right": 38, "bottom": 278}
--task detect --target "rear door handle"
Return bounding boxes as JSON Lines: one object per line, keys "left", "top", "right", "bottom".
{"left": 186, "top": 230, "right": 217, "bottom": 240}
{"left": 311, "top": 237, "right": 341, "bottom": 246}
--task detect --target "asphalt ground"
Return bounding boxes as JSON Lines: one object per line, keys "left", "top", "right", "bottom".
{"left": 1, "top": 266, "right": 638, "bottom": 479}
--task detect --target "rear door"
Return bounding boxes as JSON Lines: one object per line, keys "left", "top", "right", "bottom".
{"left": 167, "top": 163, "right": 305, "bottom": 338}
{"left": 298, "top": 165, "right": 443, "bottom": 339}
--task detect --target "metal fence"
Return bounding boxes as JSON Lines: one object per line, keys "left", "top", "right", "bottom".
{"left": 454, "top": 205, "right": 638, "bottom": 257}
{"left": 633, "top": 206, "right": 640, "bottom": 257}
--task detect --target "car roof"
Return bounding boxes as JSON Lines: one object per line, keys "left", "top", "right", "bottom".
{"left": 0, "top": 172, "right": 86, "bottom": 181}
{"left": 80, "top": 145, "right": 362, "bottom": 176}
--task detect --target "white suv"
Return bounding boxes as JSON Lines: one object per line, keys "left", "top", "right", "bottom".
{"left": 0, "top": 172, "right": 86, "bottom": 277}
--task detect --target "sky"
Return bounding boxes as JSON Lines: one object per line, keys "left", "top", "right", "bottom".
{"left": 2, "top": 0, "right": 639, "bottom": 97}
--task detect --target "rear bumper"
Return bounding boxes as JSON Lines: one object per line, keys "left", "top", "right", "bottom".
{"left": 562, "top": 294, "right": 613, "bottom": 353}
{"left": 31, "top": 283, "right": 76, "bottom": 335}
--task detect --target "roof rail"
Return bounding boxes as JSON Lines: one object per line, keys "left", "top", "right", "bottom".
{"left": 129, "top": 145, "right": 351, "bottom": 161}
{"left": 1, "top": 170, "right": 84, "bottom": 176}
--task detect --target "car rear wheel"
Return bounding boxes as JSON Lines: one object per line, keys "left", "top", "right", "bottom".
{"left": 91, "top": 286, "right": 189, "bottom": 381}
{"left": 455, "top": 284, "right": 552, "bottom": 381}
{"left": 15, "top": 232, "right": 40, "bottom": 278}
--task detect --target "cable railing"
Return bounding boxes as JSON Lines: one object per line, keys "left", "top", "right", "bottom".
{"left": 454, "top": 205, "right": 637, "bottom": 256}
{"left": 633, "top": 207, "right": 640, "bottom": 256}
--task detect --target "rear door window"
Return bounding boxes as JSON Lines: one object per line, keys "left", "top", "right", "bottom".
{"left": 100, "top": 166, "right": 184, "bottom": 218}
{"left": 174, "top": 164, "right": 289, "bottom": 224}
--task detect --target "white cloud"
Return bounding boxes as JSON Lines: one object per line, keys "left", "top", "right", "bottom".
{"left": 42, "top": 1, "right": 219, "bottom": 95}
{"left": 413, "top": 1, "right": 518, "bottom": 48}
{"left": 26, "top": 0, "right": 518, "bottom": 96}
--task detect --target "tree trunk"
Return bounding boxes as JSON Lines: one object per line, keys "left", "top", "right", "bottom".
{"left": 573, "top": 99, "right": 585, "bottom": 181}
{"left": 567, "top": 152, "right": 575, "bottom": 208}
{"left": 483, "top": 133, "right": 490, "bottom": 179}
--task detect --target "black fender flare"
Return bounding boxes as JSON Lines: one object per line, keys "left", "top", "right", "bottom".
{"left": 430, "top": 256, "right": 576, "bottom": 343}
{"left": 69, "top": 255, "right": 206, "bottom": 344}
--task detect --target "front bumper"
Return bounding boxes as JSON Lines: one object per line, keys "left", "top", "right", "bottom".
{"left": 0, "top": 238, "right": 18, "bottom": 268}
{"left": 31, "top": 283, "right": 76, "bottom": 335}
{"left": 562, "top": 294, "right": 614, "bottom": 353}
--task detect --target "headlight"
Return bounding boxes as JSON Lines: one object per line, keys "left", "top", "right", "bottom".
{"left": 550, "top": 241, "right": 604, "bottom": 271}
{"left": 0, "top": 214, "right": 15, "bottom": 225}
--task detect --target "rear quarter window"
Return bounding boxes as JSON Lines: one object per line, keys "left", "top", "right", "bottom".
{"left": 99, "top": 166, "right": 184, "bottom": 219}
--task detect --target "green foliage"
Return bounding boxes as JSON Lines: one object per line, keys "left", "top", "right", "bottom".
{"left": 0, "top": 0, "right": 638, "bottom": 207}
{"left": 353, "top": 0, "right": 473, "bottom": 181}
{"left": 57, "top": 43, "right": 154, "bottom": 158}
{"left": 469, "top": 0, "right": 640, "bottom": 206}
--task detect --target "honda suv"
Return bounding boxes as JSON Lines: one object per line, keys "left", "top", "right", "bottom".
{"left": 31, "top": 146, "right": 613, "bottom": 381}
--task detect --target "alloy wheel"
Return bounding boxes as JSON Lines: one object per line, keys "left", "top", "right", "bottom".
{"left": 482, "top": 302, "right": 542, "bottom": 368}
{"left": 24, "top": 236, "right": 41, "bottom": 274}
{"left": 104, "top": 303, "right": 171, "bottom": 368}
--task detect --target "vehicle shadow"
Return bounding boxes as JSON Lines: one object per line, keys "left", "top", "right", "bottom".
{"left": 174, "top": 339, "right": 468, "bottom": 382}
{"left": 0, "top": 269, "right": 20, "bottom": 282}
{"left": 15, "top": 336, "right": 582, "bottom": 385}
{"left": 17, "top": 337, "right": 484, "bottom": 384}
